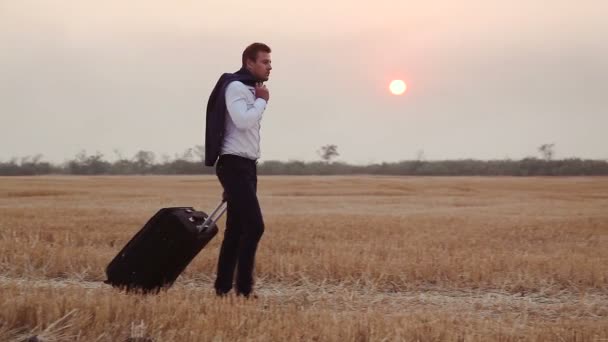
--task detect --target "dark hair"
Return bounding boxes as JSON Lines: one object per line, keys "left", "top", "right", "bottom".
{"left": 242, "top": 43, "right": 271, "bottom": 67}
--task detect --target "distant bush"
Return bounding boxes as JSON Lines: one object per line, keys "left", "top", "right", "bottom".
{"left": 0, "top": 155, "right": 57, "bottom": 176}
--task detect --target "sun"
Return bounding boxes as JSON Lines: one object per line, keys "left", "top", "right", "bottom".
{"left": 389, "top": 80, "right": 407, "bottom": 95}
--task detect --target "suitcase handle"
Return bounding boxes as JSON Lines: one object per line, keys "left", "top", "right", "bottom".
{"left": 198, "top": 198, "right": 227, "bottom": 233}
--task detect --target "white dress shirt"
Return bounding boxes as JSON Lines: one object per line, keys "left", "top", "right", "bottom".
{"left": 220, "top": 81, "right": 267, "bottom": 160}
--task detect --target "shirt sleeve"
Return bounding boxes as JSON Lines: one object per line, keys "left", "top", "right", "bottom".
{"left": 225, "top": 81, "right": 267, "bottom": 130}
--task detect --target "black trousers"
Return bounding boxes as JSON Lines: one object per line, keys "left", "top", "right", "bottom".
{"left": 214, "top": 154, "right": 265, "bottom": 296}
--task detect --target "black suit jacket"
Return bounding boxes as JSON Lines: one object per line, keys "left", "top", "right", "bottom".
{"left": 205, "top": 68, "right": 257, "bottom": 166}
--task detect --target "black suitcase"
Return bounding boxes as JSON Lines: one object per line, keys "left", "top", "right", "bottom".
{"left": 105, "top": 200, "right": 226, "bottom": 293}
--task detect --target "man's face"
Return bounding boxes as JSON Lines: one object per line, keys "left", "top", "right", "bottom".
{"left": 246, "top": 52, "right": 272, "bottom": 82}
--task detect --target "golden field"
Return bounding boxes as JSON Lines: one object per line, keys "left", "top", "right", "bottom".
{"left": 0, "top": 175, "right": 607, "bottom": 341}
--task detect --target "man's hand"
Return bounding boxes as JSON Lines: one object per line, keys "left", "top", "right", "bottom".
{"left": 255, "top": 82, "right": 270, "bottom": 102}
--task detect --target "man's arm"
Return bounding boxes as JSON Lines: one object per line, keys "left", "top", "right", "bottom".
{"left": 225, "top": 81, "right": 267, "bottom": 130}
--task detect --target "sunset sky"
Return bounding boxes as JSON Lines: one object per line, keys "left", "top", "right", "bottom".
{"left": 1, "top": 1, "right": 606, "bottom": 163}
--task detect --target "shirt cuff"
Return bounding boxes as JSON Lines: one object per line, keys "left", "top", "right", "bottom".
{"left": 254, "top": 98, "right": 267, "bottom": 110}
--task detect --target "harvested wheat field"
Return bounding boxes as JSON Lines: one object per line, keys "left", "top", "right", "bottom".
{"left": 0, "top": 175, "right": 607, "bottom": 341}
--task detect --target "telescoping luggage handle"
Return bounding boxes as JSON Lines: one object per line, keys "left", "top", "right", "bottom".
{"left": 197, "top": 198, "right": 227, "bottom": 233}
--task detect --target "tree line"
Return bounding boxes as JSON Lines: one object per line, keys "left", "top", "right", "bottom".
{"left": 1, "top": 145, "right": 607, "bottom": 176}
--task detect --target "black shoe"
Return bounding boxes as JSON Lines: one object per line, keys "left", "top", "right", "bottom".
{"left": 215, "top": 288, "right": 231, "bottom": 297}
{"left": 236, "top": 291, "right": 258, "bottom": 299}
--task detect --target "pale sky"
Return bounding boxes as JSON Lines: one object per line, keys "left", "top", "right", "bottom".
{"left": 1, "top": 0, "right": 607, "bottom": 164}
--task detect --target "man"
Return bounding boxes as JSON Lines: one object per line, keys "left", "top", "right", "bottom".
{"left": 205, "top": 42, "right": 272, "bottom": 298}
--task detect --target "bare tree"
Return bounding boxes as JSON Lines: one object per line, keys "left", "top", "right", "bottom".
{"left": 538, "top": 143, "right": 555, "bottom": 161}
{"left": 181, "top": 148, "right": 194, "bottom": 161}
{"left": 317, "top": 144, "right": 339, "bottom": 163}
{"left": 192, "top": 145, "right": 205, "bottom": 162}
{"left": 161, "top": 154, "right": 171, "bottom": 164}
{"left": 113, "top": 148, "right": 125, "bottom": 161}
{"left": 133, "top": 150, "right": 155, "bottom": 168}
{"left": 416, "top": 149, "right": 425, "bottom": 161}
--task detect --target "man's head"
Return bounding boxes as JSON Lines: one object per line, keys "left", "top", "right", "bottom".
{"left": 242, "top": 43, "right": 272, "bottom": 82}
